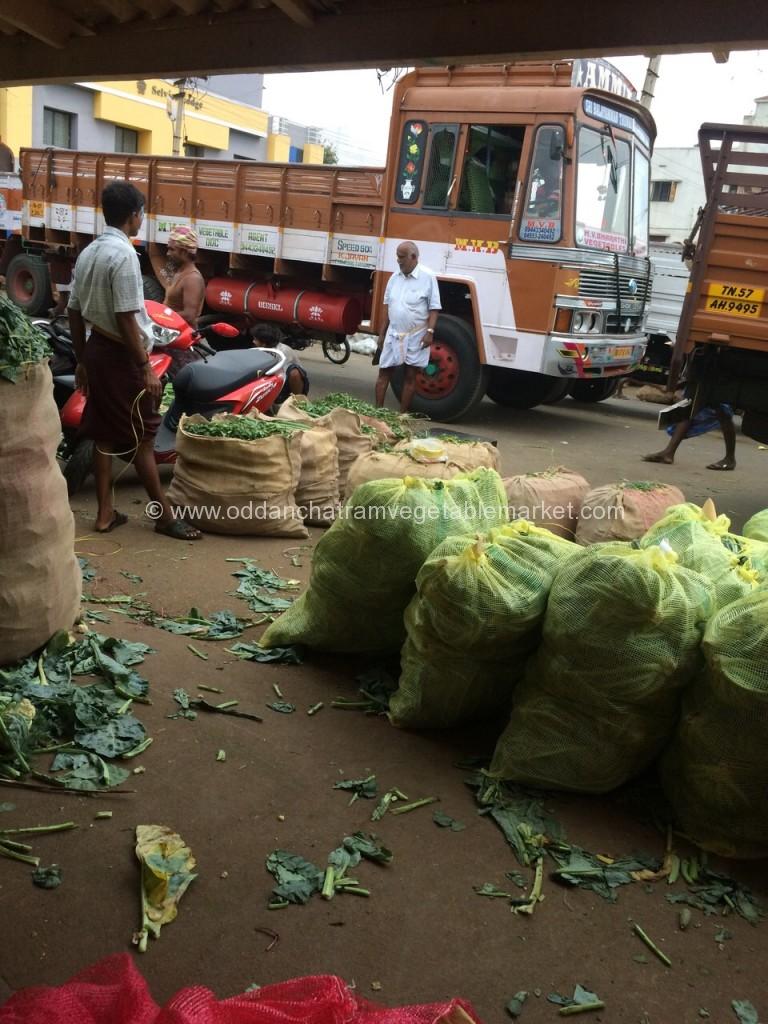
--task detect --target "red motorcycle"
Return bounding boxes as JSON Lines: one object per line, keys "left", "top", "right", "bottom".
{"left": 46, "top": 300, "right": 287, "bottom": 495}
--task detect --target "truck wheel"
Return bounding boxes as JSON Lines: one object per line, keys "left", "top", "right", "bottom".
{"left": 391, "top": 314, "right": 488, "bottom": 422}
{"left": 486, "top": 368, "right": 566, "bottom": 409}
{"left": 6, "top": 254, "right": 53, "bottom": 317}
{"left": 569, "top": 379, "right": 620, "bottom": 403}
{"left": 543, "top": 380, "right": 571, "bottom": 404}
{"left": 142, "top": 274, "right": 165, "bottom": 302}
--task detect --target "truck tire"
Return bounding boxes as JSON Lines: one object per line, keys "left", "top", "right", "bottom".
{"left": 569, "top": 379, "right": 620, "bottom": 403}
{"left": 391, "top": 314, "right": 488, "bottom": 422}
{"left": 142, "top": 274, "right": 165, "bottom": 302}
{"left": 486, "top": 368, "right": 566, "bottom": 409}
{"left": 5, "top": 254, "right": 53, "bottom": 317}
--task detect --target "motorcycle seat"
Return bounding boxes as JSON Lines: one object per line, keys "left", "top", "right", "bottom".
{"left": 173, "top": 348, "right": 283, "bottom": 403}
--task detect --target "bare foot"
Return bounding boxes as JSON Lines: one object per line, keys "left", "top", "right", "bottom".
{"left": 642, "top": 451, "right": 674, "bottom": 464}
{"left": 706, "top": 458, "right": 736, "bottom": 471}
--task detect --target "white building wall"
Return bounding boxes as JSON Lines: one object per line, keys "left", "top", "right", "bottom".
{"left": 649, "top": 146, "right": 704, "bottom": 244}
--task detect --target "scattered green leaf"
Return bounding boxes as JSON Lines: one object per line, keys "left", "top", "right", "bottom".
{"left": 506, "top": 992, "right": 527, "bottom": 1018}
{"left": 228, "top": 642, "right": 304, "bottom": 664}
{"left": 731, "top": 1001, "right": 759, "bottom": 1024}
{"left": 133, "top": 824, "right": 197, "bottom": 952}
{"left": 334, "top": 775, "right": 377, "bottom": 802}
{"left": 433, "top": 810, "right": 465, "bottom": 832}
{"left": 120, "top": 571, "right": 144, "bottom": 584}
{"left": 266, "top": 701, "right": 296, "bottom": 714}
{"left": 31, "top": 864, "right": 62, "bottom": 889}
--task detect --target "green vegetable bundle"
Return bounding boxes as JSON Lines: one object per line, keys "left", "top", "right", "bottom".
{"left": 298, "top": 392, "right": 418, "bottom": 440}
{"left": 183, "top": 416, "right": 307, "bottom": 441}
{"left": 0, "top": 295, "right": 51, "bottom": 383}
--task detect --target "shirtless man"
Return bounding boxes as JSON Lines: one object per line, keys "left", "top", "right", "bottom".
{"left": 163, "top": 226, "right": 205, "bottom": 377}
{"left": 164, "top": 226, "right": 205, "bottom": 327}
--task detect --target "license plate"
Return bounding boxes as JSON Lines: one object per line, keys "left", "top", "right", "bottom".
{"left": 704, "top": 296, "right": 762, "bottom": 319}
{"left": 707, "top": 282, "right": 765, "bottom": 302}
{"left": 611, "top": 346, "right": 633, "bottom": 359}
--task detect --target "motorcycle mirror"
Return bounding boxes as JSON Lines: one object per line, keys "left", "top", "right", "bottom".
{"left": 211, "top": 322, "right": 240, "bottom": 338}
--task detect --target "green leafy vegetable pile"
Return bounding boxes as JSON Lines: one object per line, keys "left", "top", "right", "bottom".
{"left": 298, "top": 392, "right": 419, "bottom": 440}
{"left": 0, "top": 629, "right": 154, "bottom": 790}
{"left": 0, "top": 295, "right": 51, "bottom": 383}
{"left": 184, "top": 416, "right": 307, "bottom": 441}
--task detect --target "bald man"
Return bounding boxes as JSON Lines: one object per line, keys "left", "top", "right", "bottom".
{"left": 374, "top": 240, "right": 441, "bottom": 414}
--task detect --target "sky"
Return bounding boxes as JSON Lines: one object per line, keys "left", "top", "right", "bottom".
{"left": 262, "top": 51, "right": 768, "bottom": 164}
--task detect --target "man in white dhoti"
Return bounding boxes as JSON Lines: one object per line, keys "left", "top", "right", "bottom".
{"left": 374, "top": 240, "right": 441, "bottom": 414}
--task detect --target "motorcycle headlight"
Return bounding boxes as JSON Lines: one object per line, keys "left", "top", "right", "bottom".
{"left": 152, "top": 324, "right": 181, "bottom": 347}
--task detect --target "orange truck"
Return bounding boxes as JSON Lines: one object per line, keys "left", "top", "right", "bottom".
{"left": 670, "top": 123, "right": 768, "bottom": 443}
{"left": 2, "top": 59, "right": 656, "bottom": 422}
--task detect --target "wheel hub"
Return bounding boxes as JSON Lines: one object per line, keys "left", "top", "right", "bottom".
{"left": 416, "top": 341, "right": 458, "bottom": 398}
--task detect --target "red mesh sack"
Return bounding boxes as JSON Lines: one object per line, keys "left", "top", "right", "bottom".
{"left": 0, "top": 954, "right": 482, "bottom": 1024}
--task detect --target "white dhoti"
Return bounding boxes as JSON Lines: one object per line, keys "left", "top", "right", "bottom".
{"left": 378, "top": 323, "right": 430, "bottom": 369}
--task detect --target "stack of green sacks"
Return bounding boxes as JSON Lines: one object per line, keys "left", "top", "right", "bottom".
{"left": 260, "top": 468, "right": 508, "bottom": 654}
{"left": 389, "top": 521, "right": 579, "bottom": 728}
{"left": 489, "top": 543, "right": 714, "bottom": 793}
{"left": 640, "top": 501, "right": 758, "bottom": 610}
{"left": 660, "top": 591, "right": 768, "bottom": 858}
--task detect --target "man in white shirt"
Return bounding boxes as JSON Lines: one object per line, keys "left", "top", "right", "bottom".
{"left": 374, "top": 240, "right": 441, "bottom": 414}
{"left": 68, "top": 180, "right": 200, "bottom": 540}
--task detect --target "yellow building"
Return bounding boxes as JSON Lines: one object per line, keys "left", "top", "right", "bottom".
{"left": 0, "top": 76, "right": 325, "bottom": 165}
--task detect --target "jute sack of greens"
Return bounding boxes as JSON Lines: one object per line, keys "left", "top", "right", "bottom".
{"left": 489, "top": 543, "right": 714, "bottom": 794}
{"left": 389, "top": 521, "right": 579, "bottom": 728}
{"left": 503, "top": 467, "right": 590, "bottom": 540}
{"left": 277, "top": 395, "right": 375, "bottom": 498}
{"left": 345, "top": 436, "right": 499, "bottom": 494}
{"left": 251, "top": 410, "right": 340, "bottom": 527}
{"left": 640, "top": 500, "right": 759, "bottom": 610}
{"left": 167, "top": 413, "right": 309, "bottom": 538}
{"left": 0, "top": 305, "right": 82, "bottom": 663}
{"left": 743, "top": 509, "right": 768, "bottom": 544}
{"left": 660, "top": 591, "right": 768, "bottom": 858}
{"left": 260, "top": 468, "right": 508, "bottom": 654}
{"left": 575, "top": 480, "right": 685, "bottom": 544}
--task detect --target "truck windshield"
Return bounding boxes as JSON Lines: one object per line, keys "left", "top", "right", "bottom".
{"left": 575, "top": 127, "right": 631, "bottom": 253}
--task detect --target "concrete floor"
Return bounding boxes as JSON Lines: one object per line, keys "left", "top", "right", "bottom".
{"left": 1, "top": 350, "right": 766, "bottom": 1021}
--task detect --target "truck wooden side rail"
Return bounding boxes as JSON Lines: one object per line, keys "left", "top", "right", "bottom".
{"left": 19, "top": 147, "right": 385, "bottom": 283}
{"left": 675, "top": 123, "right": 768, "bottom": 441}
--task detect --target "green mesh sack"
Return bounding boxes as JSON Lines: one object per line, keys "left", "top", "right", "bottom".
{"left": 260, "top": 468, "right": 508, "bottom": 653}
{"left": 640, "top": 503, "right": 757, "bottom": 609}
{"left": 489, "top": 543, "right": 714, "bottom": 794}
{"left": 743, "top": 509, "right": 768, "bottom": 544}
{"left": 660, "top": 591, "right": 768, "bottom": 858}
{"left": 389, "top": 522, "right": 579, "bottom": 728}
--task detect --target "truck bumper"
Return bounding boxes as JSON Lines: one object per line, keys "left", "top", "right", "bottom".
{"left": 542, "top": 334, "right": 647, "bottom": 378}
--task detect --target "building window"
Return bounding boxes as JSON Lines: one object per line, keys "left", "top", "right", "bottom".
{"left": 115, "top": 126, "right": 139, "bottom": 154}
{"left": 289, "top": 145, "right": 304, "bottom": 163}
{"left": 185, "top": 143, "right": 205, "bottom": 158}
{"left": 650, "top": 180, "right": 677, "bottom": 202}
{"left": 649, "top": 233, "right": 669, "bottom": 243}
{"left": 43, "top": 107, "right": 74, "bottom": 148}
